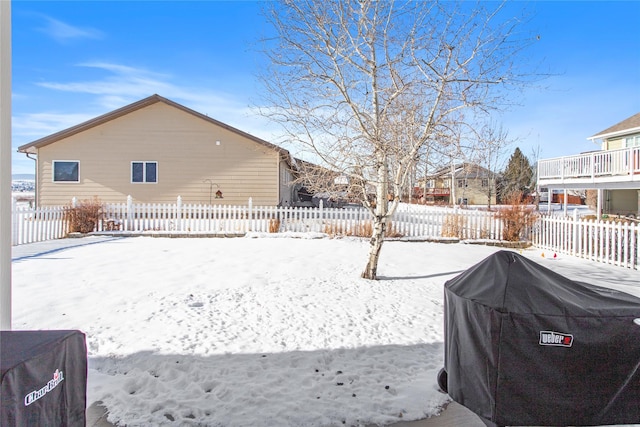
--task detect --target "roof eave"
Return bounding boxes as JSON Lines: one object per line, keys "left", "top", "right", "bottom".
{"left": 588, "top": 125, "right": 640, "bottom": 141}
{"left": 16, "top": 94, "right": 291, "bottom": 161}
{"left": 17, "top": 94, "right": 166, "bottom": 153}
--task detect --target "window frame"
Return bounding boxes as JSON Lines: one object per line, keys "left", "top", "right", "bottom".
{"left": 52, "top": 160, "right": 80, "bottom": 183}
{"left": 131, "top": 161, "right": 158, "bottom": 184}
{"left": 625, "top": 135, "right": 640, "bottom": 148}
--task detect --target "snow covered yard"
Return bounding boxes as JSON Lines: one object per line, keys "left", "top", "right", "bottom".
{"left": 11, "top": 235, "right": 640, "bottom": 426}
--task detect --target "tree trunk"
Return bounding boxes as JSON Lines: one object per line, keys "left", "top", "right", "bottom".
{"left": 362, "top": 216, "right": 386, "bottom": 280}
{"left": 362, "top": 155, "right": 389, "bottom": 280}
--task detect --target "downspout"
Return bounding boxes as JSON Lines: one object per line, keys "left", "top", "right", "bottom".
{"left": 277, "top": 154, "right": 282, "bottom": 206}
{"left": 26, "top": 152, "right": 37, "bottom": 208}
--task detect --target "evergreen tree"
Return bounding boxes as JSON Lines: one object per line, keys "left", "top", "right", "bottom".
{"left": 499, "top": 147, "right": 533, "bottom": 201}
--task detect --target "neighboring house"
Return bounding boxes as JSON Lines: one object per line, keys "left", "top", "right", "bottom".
{"left": 416, "top": 163, "right": 498, "bottom": 206}
{"left": 18, "top": 95, "right": 297, "bottom": 207}
{"left": 537, "top": 112, "right": 640, "bottom": 218}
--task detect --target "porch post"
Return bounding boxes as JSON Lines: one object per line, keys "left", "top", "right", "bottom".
{"left": 563, "top": 189, "right": 568, "bottom": 216}
{"left": 596, "top": 189, "right": 603, "bottom": 220}
{"left": 0, "top": 0, "right": 11, "bottom": 330}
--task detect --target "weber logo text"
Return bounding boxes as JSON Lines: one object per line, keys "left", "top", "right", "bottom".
{"left": 539, "top": 331, "right": 573, "bottom": 347}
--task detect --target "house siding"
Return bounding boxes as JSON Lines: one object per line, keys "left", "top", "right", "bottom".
{"left": 605, "top": 189, "right": 638, "bottom": 215}
{"left": 279, "top": 159, "right": 295, "bottom": 206}
{"left": 36, "top": 102, "right": 281, "bottom": 206}
{"left": 605, "top": 137, "right": 625, "bottom": 151}
{"left": 454, "top": 178, "right": 496, "bottom": 205}
{"left": 423, "top": 164, "right": 497, "bottom": 206}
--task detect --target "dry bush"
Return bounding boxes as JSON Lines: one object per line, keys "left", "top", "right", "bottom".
{"left": 268, "top": 218, "right": 281, "bottom": 233}
{"left": 323, "top": 222, "right": 340, "bottom": 236}
{"left": 345, "top": 221, "right": 373, "bottom": 237}
{"left": 356, "top": 221, "right": 373, "bottom": 237}
{"left": 324, "top": 221, "right": 404, "bottom": 238}
{"left": 385, "top": 221, "right": 404, "bottom": 238}
{"left": 322, "top": 220, "right": 403, "bottom": 238}
{"left": 497, "top": 192, "right": 538, "bottom": 241}
{"left": 479, "top": 227, "right": 491, "bottom": 239}
{"left": 324, "top": 222, "right": 353, "bottom": 237}
{"left": 64, "top": 197, "right": 103, "bottom": 233}
{"left": 442, "top": 214, "right": 465, "bottom": 238}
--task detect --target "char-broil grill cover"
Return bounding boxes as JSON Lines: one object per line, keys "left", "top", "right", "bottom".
{"left": 1, "top": 330, "right": 87, "bottom": 426}
{"left": 444, "top": 250, "right": 640, "bottom": 426}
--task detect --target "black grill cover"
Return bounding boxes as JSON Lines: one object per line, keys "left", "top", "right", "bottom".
{"left": 444, "top": 250, "right": 640, "bottom": 426}
{"left": 1, "top": 330, "right": 87, "bottom": 426}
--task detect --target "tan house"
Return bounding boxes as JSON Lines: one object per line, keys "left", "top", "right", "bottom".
{"left": 416, "top": 163, "right": 498, "bottom": 206}
{"left": 537, "top": 112, "right": 640, "bottom": 217}
{"left": 18, "top": 95, "right": 296, "bottom": 207}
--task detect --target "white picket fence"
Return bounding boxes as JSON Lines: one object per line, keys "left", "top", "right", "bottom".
{"left": 98, "top": 196, "right": 503, "bottom": 239}
{"left": 11, "top": 202, "right": 68, "bottom": 246}
{"left": 11, "top": 196, "right": 639, "bottom": 271}
{"left": 10, "top": 196, "right": 503, "bottom": 245}
{"left": 533, "top": 210, "right": 639, "bottom": 270}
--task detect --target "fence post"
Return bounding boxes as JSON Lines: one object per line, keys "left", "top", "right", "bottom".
{"left": 631, "top": 223, "right": 640, "bottom": 270}
{"left": 72, "top": 197, "right": 77, "bottom": 208}
{"left": 126, "top": 195, "right": 133, "bottom": 231}
{"left": 10, "top": 196, "right": 16, "bottom": 246}
{"left": 176, "top": 196, "right": 183, "bottom": 232}
{"left": 248, "top": 197, "right": 253, "bottom": 232}
{"left": 572, "top": 209, "right": 579, "bottom": 257}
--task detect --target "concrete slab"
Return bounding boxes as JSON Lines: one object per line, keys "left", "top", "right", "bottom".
{"left": 86, "top": 401, "right": 115, "bottom": 427}
{"left": 86, "top": 400, "right": 487, "bottom": 427}
{"left": 387, "top": 402, "right": 487, "bottom": 426}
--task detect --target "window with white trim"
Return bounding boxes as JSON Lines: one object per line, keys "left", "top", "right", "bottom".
{"left": 52, "top": 161, "right": 79, "bottom": 182}
{"left": 625, "top": 135, "right": 640, "bottom": 147}
{"left": 131, "top": 161, "right": 158, "bottom": 183}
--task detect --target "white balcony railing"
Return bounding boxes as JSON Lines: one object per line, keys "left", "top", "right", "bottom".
{"left": 538, "top": 147, "right": 640, "bottom": 184}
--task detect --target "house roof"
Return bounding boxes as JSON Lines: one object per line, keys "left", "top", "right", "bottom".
{"left": 17, "top": 94, "right": 292, "bottom": 162}
{"left": 428, "top": 162, "right": 495, "bottom": 179}
{"left": 588, "top": 112, "right": 640, "bottom": 141}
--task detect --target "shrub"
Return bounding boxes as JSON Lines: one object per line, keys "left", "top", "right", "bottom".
{"left": 268, "top": 218, "right": 281, "bottom": 233}
{"left": 322, "top": 220, "right": 402, "bottom": 238}
{"left": 64, "top": 197, "right": 103, "bottom": 234}
{"left": 354, "top": 221, "right": 373, "bottom": 237}
{"left": 442, "top": 214, "right": 465, "bottom": 238}
{"left": 384, "top": 222, "right": 403, "bottom": 238}
{"left": 497, "top": 192, "right": 538, "bottom": 241}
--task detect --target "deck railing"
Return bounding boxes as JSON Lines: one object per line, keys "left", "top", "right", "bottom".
{"left": 538, "top": 147, "right": 640, "bottom": 183}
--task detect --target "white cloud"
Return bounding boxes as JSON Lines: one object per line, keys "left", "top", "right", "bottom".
{"left": 13, "top": 112, "right": 96, "bottom": 140}
{"left": 31, "top": 61, "right": 285, "bottom": 143}
{"left": 38, "top": 16, "right": 104, "bottom": 43}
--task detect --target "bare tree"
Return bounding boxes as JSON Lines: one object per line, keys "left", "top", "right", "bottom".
{"left": 470, "top": 122, "right": 512, "bottom": 209}
{"left": 259, "top": 0, "right": 539, "bottom": 279}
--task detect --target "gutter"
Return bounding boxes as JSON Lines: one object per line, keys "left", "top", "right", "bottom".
{"left": 26, "top": 152, "right": 37, "bottom": 208}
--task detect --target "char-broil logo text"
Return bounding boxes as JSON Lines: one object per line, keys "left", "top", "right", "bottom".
{"left": 24, "top": 369, "right": 64, "bottom": 406}
{"left": 539, "top": 331, "right": 573, "bottom": 347}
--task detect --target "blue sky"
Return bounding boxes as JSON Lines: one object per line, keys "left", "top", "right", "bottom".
{"left": 10, "top": 1, "right": 640, "bottom": 175}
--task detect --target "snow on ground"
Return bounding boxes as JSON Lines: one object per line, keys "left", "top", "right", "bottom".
{"left": 11, "top": 235, "right": 640, "bottom": 426}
